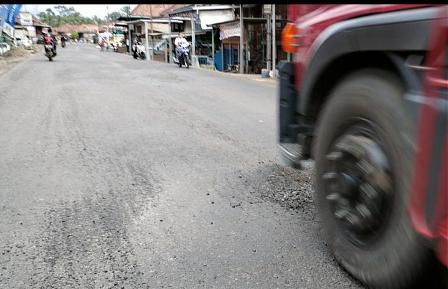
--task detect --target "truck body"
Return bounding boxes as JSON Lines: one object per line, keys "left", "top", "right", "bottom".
{"left": 279, "top": 4, "right": 447, "bottom": 288}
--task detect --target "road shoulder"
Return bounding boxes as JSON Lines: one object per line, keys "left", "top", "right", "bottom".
{"left": 0, "top": 46, "right": 40, "bottom": 78}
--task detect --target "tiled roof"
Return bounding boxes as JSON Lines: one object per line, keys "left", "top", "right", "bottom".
{"left": 160, "top": 5, "right": 190, "bottom": 17}
{"left": 55, "top": 24, "right": 99, "bottom": 33}
{"left": 32, "top": 15, "right": 51, "bottom": 27}
{"left": 131, "top": 5, "right": 189, "bottom": 18}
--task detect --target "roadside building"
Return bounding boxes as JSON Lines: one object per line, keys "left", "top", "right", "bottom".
{"left": 118, "top": 4, "right": 288, "bottom": 75}
{"left": 55, "top": 24, "right": 99, "bottom": 42}
{"left": 168, "top": 5, "right": 236, "bottom": 68}
{"left": 212, "top": 4, "right": 288, "bottom": 75}
{"left": 31, "top": 15, "right": 51, "bottom": 39}
{"left": 118, "top": 5, "right": 188, "bottom": 62}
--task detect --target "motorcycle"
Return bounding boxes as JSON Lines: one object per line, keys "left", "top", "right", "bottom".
{"left": 174, "top": 45, "right": 190, "bottom": 68}
{"left": 44, "top": 44, "right": 56, "bottom": 61}
{"left": 99, "top": 40, "right": 108, "bottom": 51}
{"left": 132, "top": 41, "right": 146, "bottom": 60}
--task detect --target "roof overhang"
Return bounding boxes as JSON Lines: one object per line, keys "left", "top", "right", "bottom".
{"left": 168, "top": 5, "right": 237, "bottom": 17}
{"left": 126, "top": 18, "right": 183, "bottom": 25}
{"left": 117, "top": 15, "right": 151, "bottom": 22}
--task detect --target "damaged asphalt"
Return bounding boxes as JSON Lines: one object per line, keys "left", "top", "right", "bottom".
{"left": 0, "top": 43, "right": 364, "bottom": 289}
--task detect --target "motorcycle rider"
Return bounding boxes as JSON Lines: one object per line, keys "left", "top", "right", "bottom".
{"left": 46, "top": 28, "right": 57, "bottom": 55}
{"left": 60, "top": 33, "right": 67, "bottom": 47}
{"left": 43, "top": 30, "right": 56, "bottom": 56}
{"left": 132, "top": 35, "right": 143, "bottom": 58}
{"left": 174, "top": 33, "right": 190, "bottom": 63}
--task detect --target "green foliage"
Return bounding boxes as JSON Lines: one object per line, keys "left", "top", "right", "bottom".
{"left": 120, "top": 6, "right": 131, "bottom": 17}
{"left": 37, "top": 5, "right": 111, "bottom": 27}
{"left": 70, "top": 31, "right": 79, "bottom": 40}
{"left": 107, "top": 11, "right": 123, "bottom": 22}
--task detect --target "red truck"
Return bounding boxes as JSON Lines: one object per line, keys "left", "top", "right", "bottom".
{"left": 279, "top": 4, "right": 447, "bottom": 289}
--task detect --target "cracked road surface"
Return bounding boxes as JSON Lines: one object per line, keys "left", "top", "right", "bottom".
{"left": 0, "top": 44, "right": 363, "bottom": 289}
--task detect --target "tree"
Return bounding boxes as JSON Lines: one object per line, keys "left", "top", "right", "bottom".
{"left": 70, "top": 32, "right": 78, "bottom": 40}
{"left": 38, "top": 6, "right": 103, "bottom": 28}
{"left": 107, "top": 11, "right": 123, "bottom": 22}
{"left": 120, "top": 6, "right": 131, "bottom": 17}
{"left": 92, "top": 15, "right": 105, "bottom": 26}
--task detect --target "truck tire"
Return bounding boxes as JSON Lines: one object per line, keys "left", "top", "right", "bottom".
{"left": 313, "top": 68, "right": 431, "bottom": 289}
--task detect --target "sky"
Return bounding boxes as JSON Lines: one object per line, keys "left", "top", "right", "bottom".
{"left": 23, "top": 5, "right": 138, "bottom": 18}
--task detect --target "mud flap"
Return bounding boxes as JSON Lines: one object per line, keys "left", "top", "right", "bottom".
{"left": 279, "top": 61, "right": 299, "bottom": 143}
{"left": 278, "top": 61, "right": 303, "bottom": 168}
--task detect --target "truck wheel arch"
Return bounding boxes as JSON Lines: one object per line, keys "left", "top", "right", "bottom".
{"left": 299, "top": 6, "right": 437, "bottom": 120}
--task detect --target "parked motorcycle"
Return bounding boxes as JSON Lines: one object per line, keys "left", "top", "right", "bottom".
{"left": 132, "top": 41, "right": 146, "bottom": 60}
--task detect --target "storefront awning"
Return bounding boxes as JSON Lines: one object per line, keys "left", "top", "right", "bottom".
{"left": 199, "top": 10, "right": 235, "bottom": 30}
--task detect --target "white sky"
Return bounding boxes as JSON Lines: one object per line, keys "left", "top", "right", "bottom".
{"left": 23, "top": 5, "right": 138, "bottom": 18}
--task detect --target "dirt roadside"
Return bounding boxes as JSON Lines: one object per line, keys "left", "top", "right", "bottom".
{"left": 0, "top": 46, "right": 41, "bottom": 77}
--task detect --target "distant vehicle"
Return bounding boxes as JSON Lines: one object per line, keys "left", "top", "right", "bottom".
{"left": 132, "top": 40, "right": 146, "bottom": 60}
{"left": 175, "top": 45, "right": 190, "bottom": 69}
{"left": 279, "top": 4, "right": 447, "bottom": 289}
{"left": 61, "top": 35, "right": 67, "bottom": 48}
{"left": 44, "top": 44, "right": 55, "bottom": 61}
{"left": 43, "top": 35, "right": 56, "bottom": 61}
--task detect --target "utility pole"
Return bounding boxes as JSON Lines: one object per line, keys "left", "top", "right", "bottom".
{"left": 191, "top": 14, "right": 196, "bottom": 66}
{"left": 272, "top": 4, "right": 276, "bottom": 77}
{"left": 127, "top": 5, "right": 131, "bottom": 55}
{"left": 168, "top": 17, "right": 172, "bottom": 63}
{"left": 239, "top": 4, "right": 244, "bottom": 74}
{"left": 150, "top": 5, "right": 154, "bottom": 60}
{"left": 106, "top": 5, "right": 110, "bottom": 47}
{"left": 145, "top": 21, "right": 149, "bottom": 61}
{"left": 211, "top": 26, "right": 215, "bottom": 70}
{"left": 266, "top": 11, "right": 271, "bottom": 72}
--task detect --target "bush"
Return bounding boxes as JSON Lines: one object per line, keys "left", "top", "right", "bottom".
{"left": 70, "top": 32, "right": 79, "bottom": 40}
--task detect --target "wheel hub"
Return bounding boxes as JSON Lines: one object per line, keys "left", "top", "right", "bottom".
{"left": 323, "top": 129, "right": 393, "bottom": 243}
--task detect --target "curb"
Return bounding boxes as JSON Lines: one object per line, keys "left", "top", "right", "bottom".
{"left": 195, "top": 65, "right": 278, "bottom": 86}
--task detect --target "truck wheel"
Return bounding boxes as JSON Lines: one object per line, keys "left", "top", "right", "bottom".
{"left": 313, "top": 69, "right": 431, "bottom": 289}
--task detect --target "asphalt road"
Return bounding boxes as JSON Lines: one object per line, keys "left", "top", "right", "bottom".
{"left": 0, "top": 43, "right": 364, "bottom": 289}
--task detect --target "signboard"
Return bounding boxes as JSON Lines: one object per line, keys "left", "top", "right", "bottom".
{"left": 193, "top": 14, "right": 203, "bottom": 33}
{"left": 219, "top": 21, "right": 240, "bottom": 40}
{"left": 0, "top": 5, "right": 22, "bottom": 37}
{"left": 263, "top": 5, "right": 272, "bottom": 15}
{"left": 19, "top": 12, "right": 32, "bottom": 26}
{"left": 5, "top": 4, "right": 22, "bottom": 26}
{"left": 0, "top": 4, "right": 8, "bottom": 28}
{"left": 2, "top": 22, "right": 14, "bottom": 37}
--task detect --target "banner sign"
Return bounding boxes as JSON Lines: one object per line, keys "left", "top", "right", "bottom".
{"left": 0, "top": 5, "right": 8, "bottom": 28}
{"left": 19, "top": 12, "right": 33, "bottom": 26}
{"left": 2, "top": 22, "right": 14, "bottom": 37}
{"left": 219, "top": 21, "right": 240, "bottom": 40}
{"left": 5, "top": 4, "right": 22, "bottom": 26}
{"left": 193, "top": 14, "right": 203, "bottom": 33}
{"left": 0, "top": 4, "right": 22, "bottom": 36}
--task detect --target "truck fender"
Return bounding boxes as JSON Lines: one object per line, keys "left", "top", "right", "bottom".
{"left": 298, "top": 6, "right": 437, "bottom": 116}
